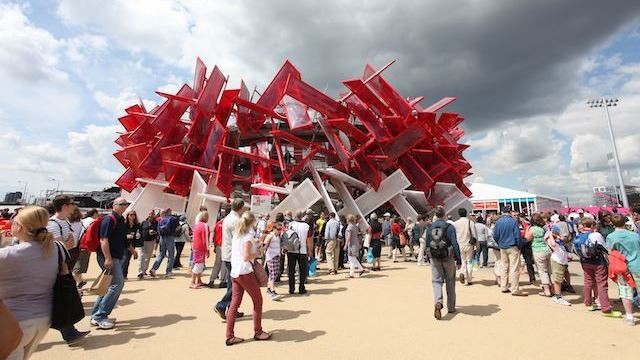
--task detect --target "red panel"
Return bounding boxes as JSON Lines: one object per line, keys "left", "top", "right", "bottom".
{"left": 118, "top": 114, "right": 144, "bottom": 132}
{"left": 115, "top": 132, "right": 133, "bottom": 148}
{"left": 215, "top": 152, "right": 234, "bottom": 197}
{"left": 115, "top": 168, "right": 138, "bottom": 193}
{"left": 353, "top": 153, "right": 381, "bottom": 190}
{"left": 367, "top": 74, "right": 412, "bottom": 118}
{"left": 151, "top": 84, "right": 193, "bottom": 135}
{"left": 125, "top": 143, "right": 152, "bottom": 171}
{"left": 381, "top": 116, "right": 406, "bottom": 135}
{"left": 343, "top": 95, "right": 390, "bottom": 141}
{"left": 285, "top": 76, "right": 349, "bottom": 119}
{"left": 113, "top": 149, "right": 129, "bottom": 168}
{"left": 327, "top": 118, "right": 369, "bottom": 144}
{"left": 398, "top": 155, "right": 435, "bottom": 193}
{"left": 235, "top": 81, "right": 252, "bottom": 136}
{"left": 195, "top": 65, "right": 225, "bottom": 120}
{"left": 216, "top": 89, "right": 240, "bottom": 127}
{"left": 343, "top": 79, "right": 394, "bottom": 116}
{"left": 190, "top": 57, "right": 207, "bottom": 121}
{"left": 423, "top": 97, "right": 456, "bottom": 113}
{"left": 316, "top": 116, "right": 350, "bottom": 171}
{"left": 380, "top": 121, "right": 428, "bottom": 160}
{"left": 200, "top": 119, "right": 226, "bottom": 169}
{"left": 257, "top": 60, "right": 301, "bottom": 111}
{"left": 129, "top": 120, "right": 157, "bottom": 145}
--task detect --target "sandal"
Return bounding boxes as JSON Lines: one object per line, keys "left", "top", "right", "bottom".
{"left": 254, "top": 332, "right": 272, "bottom": 341}
{"left": 225, "top": 337, "right": 245, "bottom": 346}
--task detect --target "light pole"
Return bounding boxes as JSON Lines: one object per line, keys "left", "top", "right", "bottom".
{"left": 17, "top": 180, "right": 28, "bottom": 204}
{"left": 587, "top": 98, "right": 629, "bottom": 208}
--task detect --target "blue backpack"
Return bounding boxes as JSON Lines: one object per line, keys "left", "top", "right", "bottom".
{"left": 572, "top": 231, "right": 598, "bottom": 259}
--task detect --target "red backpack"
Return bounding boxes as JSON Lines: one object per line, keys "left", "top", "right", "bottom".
{"left": 80, "top": 214, "right": 116, "bottom": 252}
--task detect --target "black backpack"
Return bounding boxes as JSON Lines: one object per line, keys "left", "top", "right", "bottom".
{"left": 175, "top": 222, "right": 184, "bottom": 237}
{"left": 429, "top": 223, "right": 451, "bottom": 259}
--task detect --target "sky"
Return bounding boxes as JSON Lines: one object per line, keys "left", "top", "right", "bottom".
{"left": 1, "top": 0, "right": 639, "bottom": 206}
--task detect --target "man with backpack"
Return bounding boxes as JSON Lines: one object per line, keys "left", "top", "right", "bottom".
{"left": 286, "top": 210, "right": 312, "bottom": 294}
{"left": 150, "top": 208, "right": 179, "bottom": 278}
{"left": 424, "top": 206, "right": 461, "bottom": 320}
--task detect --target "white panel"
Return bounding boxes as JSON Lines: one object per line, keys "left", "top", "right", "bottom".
{"left": 251, "top": 183, "right": 291, "bottom": 195}
{"left": 309, "top": 163, "right": 336, "bottom": 214}
{"left": 334, "top": 180, "right": 364, "bottom": 220}
{"left": 185, "top": 172, "right": 207, "bottom": 227}
{"left": 202, "top": 199, "right": 221, "bottom": 228}
{"left": 270, "top": 178, "right": 321, "bottom": 218}
{"left": 126, "top": 183, "right": 167, "bottom": 216}
{"left": 354, "top": 170, "right": 411, "bottom": 216}
{"left": 136, "top": 178, "right": 169, "bottom": 187}
{"left": 389, "top": 194, "right": 419, "bottom": 221}
{"left": 161, "top": 193, "right": 187, "bottom": 214}
{"left": 318, "top": 168, "right": 368, "bottom": 190}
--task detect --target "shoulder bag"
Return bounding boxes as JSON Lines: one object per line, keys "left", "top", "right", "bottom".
{"left": 51, "top": 242, "right": 85, "bottom": 330}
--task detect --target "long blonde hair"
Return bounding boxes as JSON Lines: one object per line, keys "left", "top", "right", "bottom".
{"left": 17, "top": 206, "right": 54, "bottom": 255}
{"left": 236, "top": 211, "right": 256, "bottom": 235}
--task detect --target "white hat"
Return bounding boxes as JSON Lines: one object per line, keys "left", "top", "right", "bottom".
{"left": 384, "top": 212, "right": 391, "bottom": 217}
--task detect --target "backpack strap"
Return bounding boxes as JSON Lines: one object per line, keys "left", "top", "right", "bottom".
{"left": 48, "top": 219, "right": 64, "bottom": 239}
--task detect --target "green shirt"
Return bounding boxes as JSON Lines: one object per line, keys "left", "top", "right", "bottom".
{"left": 530, "top": 226, "right": 549, "bottom": 254}
{"left": 606, "top": 229, "right": 640, "bottom": 274}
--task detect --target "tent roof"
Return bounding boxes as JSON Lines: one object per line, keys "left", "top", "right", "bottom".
{"left": 469, "top": 183, "right": 562, "bottom": 202}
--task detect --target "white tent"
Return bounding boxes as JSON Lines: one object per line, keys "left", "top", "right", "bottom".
{"left": 469, "top": 183, "right": 562, "bottom": 213}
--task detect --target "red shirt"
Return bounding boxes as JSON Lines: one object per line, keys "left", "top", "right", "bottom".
{"left": 192, "top": 222, "right": 209, "bottom": 252}
{"left": 213, "top": 220, "right": 223, "bottom": 247}
{"left": 391, "top": 223, "right": 402, "bottom": 235}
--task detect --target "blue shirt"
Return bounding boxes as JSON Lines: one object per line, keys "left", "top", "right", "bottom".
{"left": 492, "top": 215, "right": 521, "bottom": 249}
{"left": 99, "top": 211, "right": 127, "bottom": 259}
{"left": 425, "top": 219, "right": 461, "bottom": 264}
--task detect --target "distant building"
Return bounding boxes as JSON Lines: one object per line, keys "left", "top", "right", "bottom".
{"left": 3, "top": 192, "right": 22, "bottom": 203}
{"left": 593, "top": 185, "right": 640, "bottom": 209}
{"left": 469, "top": 183, "right": 562, "bottom": 215}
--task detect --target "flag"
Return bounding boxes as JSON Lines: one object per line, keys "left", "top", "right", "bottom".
{"left": 606, "top": 152, "right": 614, "bottom": 161}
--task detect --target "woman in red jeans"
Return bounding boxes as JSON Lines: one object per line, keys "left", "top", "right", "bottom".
{"left": 226, "top": 211, "right": 271, "bottom": 346}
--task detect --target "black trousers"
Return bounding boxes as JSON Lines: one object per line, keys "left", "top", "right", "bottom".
{"left": 287, "top": 252, "right": 308, "bottom": 293}
{"left": 521, "top": 243, "right": 536, "bottom": 283}
{"left": 338, "top": 242, "right": 346, "bottom": 268}
{"left": 174, "top": 242, "right": 185, "bottom": 268}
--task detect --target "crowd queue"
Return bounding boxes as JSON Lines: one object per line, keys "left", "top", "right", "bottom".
{"left": 2, "top": 193, "right": 640, "bottom": 357}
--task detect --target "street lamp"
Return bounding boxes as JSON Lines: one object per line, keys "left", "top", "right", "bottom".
{"left": 587, "top": 98, "right": 629, "bottom": 208}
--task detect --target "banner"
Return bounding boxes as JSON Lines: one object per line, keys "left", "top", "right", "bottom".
{"left": 251, "top": 195, "right": 272, "bottom": 214}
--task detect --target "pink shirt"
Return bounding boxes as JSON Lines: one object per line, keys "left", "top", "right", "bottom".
{"left": 192, "top": 222, "right": 209, "bottom": 253}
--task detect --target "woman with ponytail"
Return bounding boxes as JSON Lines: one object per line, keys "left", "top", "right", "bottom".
{"left": 225, "top": 211, "right": 271, "bottom": 346}
{"left": 0, "top": 206, "right": 60, "bottom": 359}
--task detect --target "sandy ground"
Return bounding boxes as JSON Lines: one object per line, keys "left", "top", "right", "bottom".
{"left": 32, "top": 247, "right": 638, "bottom": 360}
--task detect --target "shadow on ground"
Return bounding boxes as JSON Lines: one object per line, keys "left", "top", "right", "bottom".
{"left": 263, "top": 309, "right": 311, "bottom": 321}
{"left": 116, "top": 314, "right": 197, "bottom": 331}
{"left": 37, "top": 331, "right": 156, "bottom": 351}
{"left": 305, "top": 287, "right": 347, "bottom": 296}
{"left": 456, "top": 304, "right": 501, "bottom": 317}
{"left": 270, "top": 329, "right": 326, "bottom": 343}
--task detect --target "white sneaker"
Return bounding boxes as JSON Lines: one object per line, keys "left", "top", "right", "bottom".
{"left": 270, "top": 292, "right": 283, "bottom": 301}
{"left": 90, "top": 318, "right": 116, "bottom": 326}
{"left": 553, "top": 296, "right": 571, "bottom": 306}
{"left": 625, "top": 316, "right": 636, "bottom": 326}
{"left": 94, "top": 319, "right": 115, "bottom": 329}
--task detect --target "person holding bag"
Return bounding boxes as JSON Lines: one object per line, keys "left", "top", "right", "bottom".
{"left": 0, "top": 206, "right": 88, "bottom": 359}
{"left": 226, "top": 211, "right": 271, "bottom": 346}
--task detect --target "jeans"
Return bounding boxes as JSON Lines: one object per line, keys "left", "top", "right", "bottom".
{"left": 431, "top": 257, "right": 457, "bottom": 312}
{"left": 152, "top": 236, "right": 175, "bottom": 274}
{"left": 215, "top": 261, "right": 233, "bottom": 312}
{"left": 475, "top": 241, "right": 488, "bottom": 266}
{"left": 174, "top": 242, "right": 185, "bottom": 268}
{"left": 521, "top": 243, "right": 536, "bottom": 283}
{"left": 92, "top": 257, "right": 124, "bottom": 321}
{"left": 287, "top": 252, "right": 308, "bottom": 293}
{"left": 226, "top": 273, "right": 263, "bottom": 339}
{"left": 122, "top": 250, "right": 132, "bottom": 278}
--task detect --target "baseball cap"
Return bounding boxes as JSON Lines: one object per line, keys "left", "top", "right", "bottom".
{"left": 577, "top": 209, "right": 584, "bottom": 214}
{"left": 384, "top": 212, "right": 391, "bottom": 217}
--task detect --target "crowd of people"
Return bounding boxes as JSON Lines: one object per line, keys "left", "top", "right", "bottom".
{"left": 2, "top": 193, "right": 640, "bottom": 357}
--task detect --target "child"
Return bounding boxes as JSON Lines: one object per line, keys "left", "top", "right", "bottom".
{"left": 263, "top": 222, "right": 283, "bottom": 300}
{"left": 577, "top": 218, "right": 621, "bottom": 317}
{"left": 606, "top": 214, "right": 640, "bottom": 325}
{"left": 547, "top": 224, "right": 571, "bottom": 306}
{"left": 190, "top": 211, "right": 210, "bottom": 289}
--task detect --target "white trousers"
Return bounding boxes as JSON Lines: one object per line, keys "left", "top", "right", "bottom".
{"left": 7, "top": 316, "right": 49, "bottom": 360}
{"left": 348, "top": 255, "right": 363, "bottom": 276}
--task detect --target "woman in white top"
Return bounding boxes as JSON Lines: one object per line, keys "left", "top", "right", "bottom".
{"left": 226, "top": 211, "right": 271, "bottom": 346}
{"left": 263, "top": 222, "right": 283, "bottom": 300}
{"left": 0, "top": 206, "right": 59, "bottom": 359}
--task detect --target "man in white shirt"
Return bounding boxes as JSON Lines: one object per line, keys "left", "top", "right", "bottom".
{"left": 288, "top": 210, "right": 312, "bottom": 294}
{"left": 453, "top": 208, "right": 478, "bottom": 285}
{"left": 73, "top": 208, "right": 100, "bottom": 287}
{"left": 323, "top": 212, "right": 340, "bottom": 274}
{"left": 214, "top": 198, "right": 246, "bottom": 320}
{"left": 47, "top": 195, "right": 90, "bottom": 344}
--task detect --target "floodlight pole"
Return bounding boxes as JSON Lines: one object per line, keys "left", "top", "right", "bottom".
{"left": 587, "top": 98, "right": 629, "bottom": 208}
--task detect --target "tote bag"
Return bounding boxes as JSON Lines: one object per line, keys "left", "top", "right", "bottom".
{"left": 51, "top": 242, "right": 85, "bottom": 330}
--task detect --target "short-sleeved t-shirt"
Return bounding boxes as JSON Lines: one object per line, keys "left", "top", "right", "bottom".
{"left": 231, "top": 230, "right": 257, "bottom": 278}
{"left": 265, "top": 233, "right": 281, "bottom": 261}
{"left": 289, "top": 220, "right": 310, "bottom": 255}
{"left": 607, "top": 229, "right": 640, "bottom": 273}
{"left": 99, "top": 211, "right": 127, "bottom": 259}
{"left": 47, "top": 215, "right": 74, "bottom": 247}
{"left": 0, "top": 241, "right": 60, "bottom": 322}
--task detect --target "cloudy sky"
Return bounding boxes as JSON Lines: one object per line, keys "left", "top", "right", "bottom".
{"left": 1, "top": 0, "right": 640, "bottom": 205}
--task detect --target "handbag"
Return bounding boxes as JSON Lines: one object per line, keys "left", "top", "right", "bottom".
{"left": 252, "top": 260, "right": 268, "bottom": 287}
{"left": 51, "top": 242, "right": 85, "bottom": 330}
{"left": 468, "top": 220, "right": 477, "bottom": 246}
{"left": 90, "top": 269, "right": 113, "bottom": 296}
{"left": 399, "top": 232, "right": 407, "bottom": 246}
